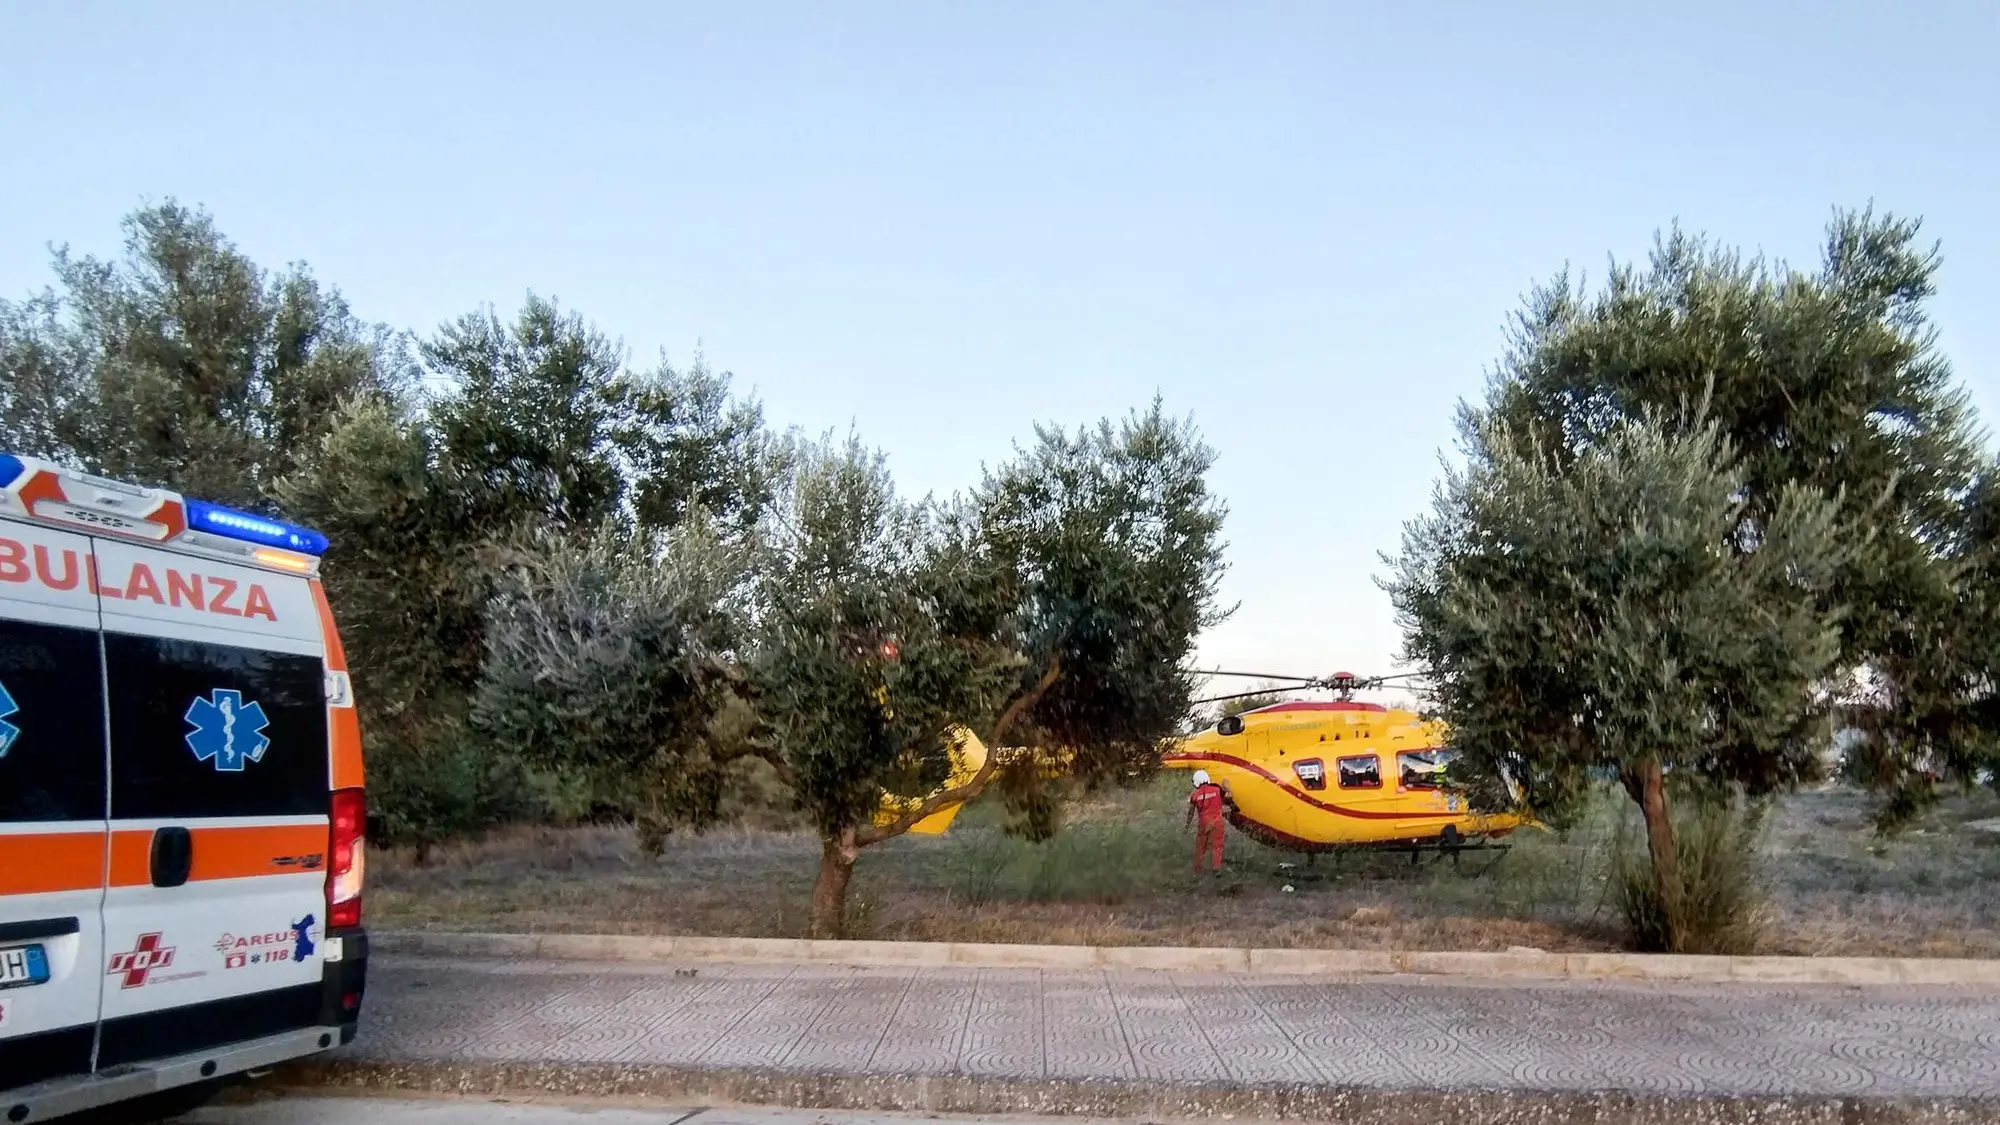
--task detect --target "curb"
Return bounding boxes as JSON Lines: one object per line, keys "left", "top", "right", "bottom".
{"left": 374, "top": 930, "right": 2000, "bottom": 987}
{"left": 276, "top": 1058, "right": 2000, "bottom": 1125}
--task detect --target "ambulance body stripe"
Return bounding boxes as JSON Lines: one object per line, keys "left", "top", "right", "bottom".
{"left": 107, "top": 821, "right": 330, "bottom": 887}
{"left": 0, "top": 831, "right": 106, "bottom": 895}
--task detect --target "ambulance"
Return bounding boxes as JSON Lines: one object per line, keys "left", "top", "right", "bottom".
{"left": 0, "top": 455, "right": 368, "bottom": 1121}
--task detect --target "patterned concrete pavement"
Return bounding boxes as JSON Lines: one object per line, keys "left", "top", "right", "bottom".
{"left": 333, "top": 953, "right": 2000, "bottom": 1099}
{"left": 193, "top": 1095, "right": 1135, "bottom": 1125}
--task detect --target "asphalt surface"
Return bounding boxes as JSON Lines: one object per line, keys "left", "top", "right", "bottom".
{"left": 326, "top": 952, "right": 2000, "bottom": 1098}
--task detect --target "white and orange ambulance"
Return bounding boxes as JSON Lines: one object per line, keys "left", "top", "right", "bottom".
{"left": 0, "top": 454, "right": 368, "bottom": 1122}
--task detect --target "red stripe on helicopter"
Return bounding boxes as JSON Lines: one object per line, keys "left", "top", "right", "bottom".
{"left": 1224, "top": 812, "right": 1353, "bottom": 853}
{"left": 1161, "top": 751, "right": 1460, "bottom": 821}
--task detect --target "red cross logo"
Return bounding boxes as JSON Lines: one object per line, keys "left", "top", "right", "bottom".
{"left": 107, "top": 933, "right": 176, "bottom": 989}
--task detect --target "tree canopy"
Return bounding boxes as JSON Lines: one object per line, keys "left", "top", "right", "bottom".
{"left": 473, "top": 404, "right": 1232, "bottom": 936}
{"left": 1387, "top": 410, "right": 1849, "bottom": 949}
{"left": 1386, "top": 208, "right": 1999, "bottom": 949}
{"left": 12, "top": 197, "right": 1993, "bottom": 947}
{"left": 475, "top": 519, "right": 757, "bottom": 832}
{"left": 0, "top": 200, "right": 403, "bottom": 509}
{"left": 276, "top": 299, "right": 782, "bottom": 851}
{"left": 1479, "top": 209, "right": 1996, "bottom": 822}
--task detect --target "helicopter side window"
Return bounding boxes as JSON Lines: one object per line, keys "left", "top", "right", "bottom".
{"left": 1336, "top": 755, "right": 1381, "bottom": 789}
{"left": 1292, "top": 758, "right": 1326, "bottom": 791}
{"left": 1398, "top": 750, "right": 1450, "bottom": 790}
{"left": 1217, "top": 715, "right": 1245, "bottom": 736}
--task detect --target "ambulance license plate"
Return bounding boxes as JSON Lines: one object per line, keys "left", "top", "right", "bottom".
{"left": 0, "top": 944, "right": 49, "bottom": 989}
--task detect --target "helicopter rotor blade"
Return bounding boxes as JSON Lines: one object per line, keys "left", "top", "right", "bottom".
{"left": 1186, "top": 668, "right": 1435, "bottom": 706}
{"left": 1189, "top": 669, "right": 1326, "bottom": 683}
{"left": 1191, "top": 686, "right": 1312, "bottom": 706}
{"left": 1191, "top": 668, "right": 1433, "bottom": 683}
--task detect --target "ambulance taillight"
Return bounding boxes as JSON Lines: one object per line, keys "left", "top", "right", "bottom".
{"left": 329, "top": 787, "right": 366, "bottom": 928}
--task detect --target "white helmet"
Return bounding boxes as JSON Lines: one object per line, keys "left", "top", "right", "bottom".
{"left": 1191, "top": 770, "right": 1210, "bottom": 787}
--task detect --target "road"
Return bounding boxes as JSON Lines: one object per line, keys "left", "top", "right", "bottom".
{"left": 188, "top": 1095, "right": 1099, "bottom": 1125}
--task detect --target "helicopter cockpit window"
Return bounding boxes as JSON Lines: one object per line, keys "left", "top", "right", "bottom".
{"left": 1217, "top": 715, "right": 1244, "bottom": 736}
{"left": 1336, "top": 755, "right": 1381, "bottom": 789}
{"left": 1292, "top": 758, "right": 1326, "bottom": 791}
{"left": 1397, "top": 750, "right": 1453, "bottom": 790}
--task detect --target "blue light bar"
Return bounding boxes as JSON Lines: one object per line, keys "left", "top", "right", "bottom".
{"left": 186, "top": 499, "right": 330, "bottom": 557}
{"left": 0, "top": 454, "right": 24, "bottom": 488}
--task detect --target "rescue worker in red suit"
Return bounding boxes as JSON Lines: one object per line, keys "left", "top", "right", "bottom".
{"left": 1185, "top": 769, "right": 1232, "bottom": 875}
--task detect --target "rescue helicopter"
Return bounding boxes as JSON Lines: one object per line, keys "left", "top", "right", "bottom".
{"left": 872, "top": 724, "right": 987, "bottom": 836}
{"left": 864, "top": 668, "right": 1531, "bottom": 864}
{"left": 1162, "top": 671, "right": 1529, "bottom": 862}
{"left": 869, "top": 725, "right": 1070, "bottom": 836}
{"left": 858, "top": 636, "right": 1065, "bottom": 838}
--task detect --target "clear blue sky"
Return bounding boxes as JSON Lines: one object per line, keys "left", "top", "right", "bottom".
{"left": 4, "top": 1, "right": 1996, "bottom": 695}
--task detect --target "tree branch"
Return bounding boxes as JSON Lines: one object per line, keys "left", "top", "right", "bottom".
{"left": 854, "top": 657, "right": 1063, "bottom": 847}
{"left": 710, "top": 669, "right": 799, "bottom": 788}
{"left": 713, "top": 736, "right": 798, "bottom": 790}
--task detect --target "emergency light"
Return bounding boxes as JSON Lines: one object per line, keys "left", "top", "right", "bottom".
{"left": 186, "top": 499, "right": 330, "bottom": 556}
{"left": 0, "top": 451, "right": 330, "bottom": 565}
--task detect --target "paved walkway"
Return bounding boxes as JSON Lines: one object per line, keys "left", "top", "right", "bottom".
{"left": 195, "top": 1096, "right": 1129, "bottom": 1125}
{"left": 337, "top": 953, "right": 2000, "bottom": 1099}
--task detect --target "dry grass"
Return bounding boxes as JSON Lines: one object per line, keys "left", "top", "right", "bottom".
{"left": 1759, "top": 786, "right": 2000, "bottom": 957}
{"left": 370, "top": 778, "right": 2000, "bottom": 957}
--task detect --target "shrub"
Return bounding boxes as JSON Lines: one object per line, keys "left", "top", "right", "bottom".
{"left": 1618, "top": 791, "right": 1770, "bottom": 953}
{"left": 370, "top": 725, "right": 546, "bottom": 864}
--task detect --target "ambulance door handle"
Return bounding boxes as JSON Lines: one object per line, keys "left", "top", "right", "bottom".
{"left": 150, "top": 827, "right": 193, "bottom": 888}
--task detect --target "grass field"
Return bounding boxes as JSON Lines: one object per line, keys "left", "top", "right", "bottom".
{"left": 372, "top": 777, "right": 2000, "bottom": 957}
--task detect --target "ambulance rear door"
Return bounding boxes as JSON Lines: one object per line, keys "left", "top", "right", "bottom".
{"left": 0, "top": 519, "right": 110, "bottom": 1093}
{"left": 92, "top": 538, "right": 331, "bottom": 1067}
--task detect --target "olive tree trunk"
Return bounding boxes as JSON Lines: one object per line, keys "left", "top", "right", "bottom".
{"left": 808, "top": 827, "right": 859, "bottom": 939}
{"left": 1634, "top": 757, "right": 1685, "bottom": 951}
{"left": 802, "top": 666, "right": 1065, "bottom": 940}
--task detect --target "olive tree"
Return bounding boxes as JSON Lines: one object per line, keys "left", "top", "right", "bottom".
{"left": 753, "top": 402, "right": 1230, "bottom": 937}
{"left": 472, "top": 518, "right": 767, "bottom": 836}
{"left": 0, "top": 199, "right": 403, "bottom": 510}
{"left": 1386, "top": 410, "right": 1849, "bottom": 950}
{"left": 1216, "top": 689, "right": 1289, "bottom": 723}
{"left": 747, "top": 437, "right": 1020, "bottom": 933}
{"left": 282, "top": 298, "right": 782, "bottom": 848}
{"left": 1483, "top": 209, "right": 1994, "bottom": 824}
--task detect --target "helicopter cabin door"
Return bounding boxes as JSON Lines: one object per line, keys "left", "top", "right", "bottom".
{"left": 1391, "top": 747, "right": 1457, "bottom": 840}
{"left": 1210, "top": 712, "right": 1293, "bottom": 843}
{"left": 1262, "top": 723, "right": 1321, "bottom": 843}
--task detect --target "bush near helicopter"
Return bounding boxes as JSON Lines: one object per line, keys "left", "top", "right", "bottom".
{"left": 870, "top": 670, "right": 1530, "bottom": 871}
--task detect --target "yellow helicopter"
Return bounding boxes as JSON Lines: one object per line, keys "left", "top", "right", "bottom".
{"left": 867, "top": 671, "right": 1530, "bottom": 860}
{"left": 872, "top": 725, "right": 988, "bottom": 835}
{"left": 1162, "top": 672, "right": 1528, "bottom": 859}
{"left": 869, "top": 727, "right": 1071, "bottom": 835}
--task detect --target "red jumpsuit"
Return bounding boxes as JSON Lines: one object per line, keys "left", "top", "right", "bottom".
{"left": 1189, "top": 782, "right": 1227, "bottom": 873}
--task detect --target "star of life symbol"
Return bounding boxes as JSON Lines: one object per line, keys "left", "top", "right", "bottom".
{"left": 184, "top": 688, "right": 270, "bottom": 772}
{"left": 0, "top": 679, "right": 18, "bottom": 759}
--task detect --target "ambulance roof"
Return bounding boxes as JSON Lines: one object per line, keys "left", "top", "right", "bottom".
{"left": 0, "top": 453, "right": 328, "bottom": 576}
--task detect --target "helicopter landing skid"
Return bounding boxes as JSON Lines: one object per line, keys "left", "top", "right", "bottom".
{"left": 1227, "top": 812, "right": 1513, "bottom": 876}
{"left": 1388, "top": 837, "right": 1514, "bottom": 872}
{"left": 1272, "top": 838, "right": 1514, "bottom": 878}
